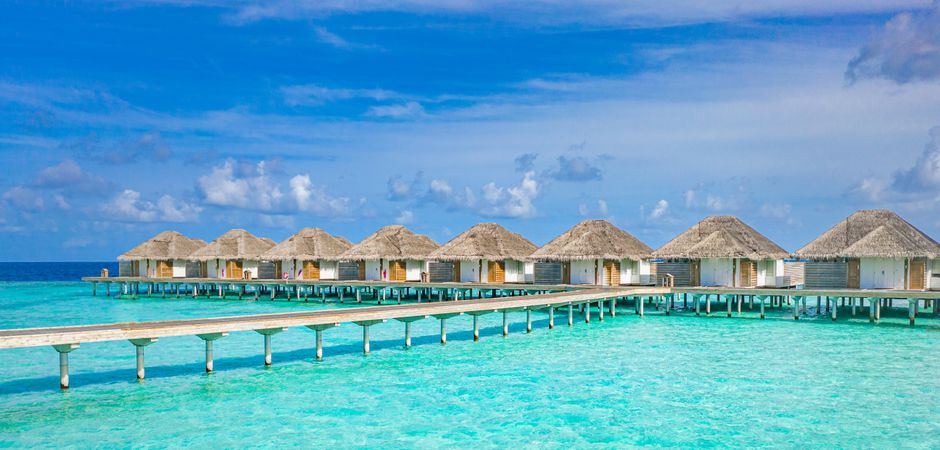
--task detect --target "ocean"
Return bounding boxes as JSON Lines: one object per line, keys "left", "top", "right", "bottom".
{"left": 0, "top": 263, "right": 938, "bottom": 448}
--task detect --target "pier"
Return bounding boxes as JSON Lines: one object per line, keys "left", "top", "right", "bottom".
{"left": 6, "top": 279, "right": 940, "bottom": 389}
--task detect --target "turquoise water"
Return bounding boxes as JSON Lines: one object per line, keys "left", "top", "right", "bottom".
{"left": 1, "top": 282, "right": 940, "bottom": 448}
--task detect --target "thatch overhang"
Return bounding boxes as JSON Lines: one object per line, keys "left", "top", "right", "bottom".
{"left": 118, "top": 231, "right": 205, "bottom": 261}
{"left": 336, "top": 225, "right": 439, "bottom": 261}
{"left": 528, "top": 220, "right": 651, "bottom": 262}
{"left": 429, "top": 222, "right": 538, "bottom": 261}
{"left": 260, "top": 228, "right": 352, "bottom": 261}
{"left": 189, "top": 229, "right": 276, "bottom": 261}
{"left": 796, "top": 209, "right": 940, "bottom": 259}
{"left": 651, "top": 216, "right": 788, "bottom": 260}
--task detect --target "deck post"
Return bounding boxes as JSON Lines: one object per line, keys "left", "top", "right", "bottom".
{"left": 791, "top": 296, "right": 798, "bottom": 320}
{"left": 568, "top": 303, "right": 574, "bottom": 326}
{"left": 695, "top": 295, "right": 701, "bottom": 315}
{"left": 639, "top": 297, "right": 644, "bottom": 317}
{"left": 760, "top": 296, "right": 765, "bottom": 319}
{"left": 610, "top": 298, "right": 616, "bottom": 317}
{"left": 53, "top": 343, "right": 79, "bottom": 390}
{"left": 255, "top": 327, "right": 287, "bottom": 366}
{"left": 549, "top": 306, "right": 555, "bottom": 329}
{"left": 473, "top": 315, "right": 480, "bottom": 340}
{"left": 876, "top": 298, "right": 881, "bottom": 321}
{"left": 831, "top": 298, "right": 837, "bottom": 321}
{"left": 705, "top": 295, "right": 711, "bottom": 315}
{"left": 197, "top": 333, "right": 227, "bottom": 372}
{"left": 664, "top": 296, "right": 670, "bottom": 316}
{"left": 440, "top": 318, "right": 447, "bottom": 343}
{"left": 306, "top": 324, "right": 338, "bottom": 360}
{"left": 598, "top": 301, "right": 604, "bottom": 321}
{"left": 526, "top": 309, "right": 533, "bottom": 332}
{"left": 727, "top": 295, "right": 732, "bottom": 318}
{"left": 503, "top": 310, "right": 510, "bottom": 336}
{"left": 852, "top": 297, "right": 857, "bottom": 316}
{"left": 129, "top": 338, "right": 158, "bottom": 380}
{"left": 585, "top": 302, "right": 592, "bottom": 323}
{"left": 909, "top": 299, "right": 916, "bottom": 326}
{"left": 737, "top": 296, "right": 742, "bottom": 316}
{"left": 363, "top": 325, "right": 370, "bottom": 353}
{"left": 92, "top": 282, "right": 96, "bottom": 296}
{"left": 816, "top": 296, "right": 821, "bottom": 315}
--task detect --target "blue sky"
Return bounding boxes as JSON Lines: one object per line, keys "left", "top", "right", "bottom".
{"left": 2, "top": 1, "right": 940, "bottom": 261}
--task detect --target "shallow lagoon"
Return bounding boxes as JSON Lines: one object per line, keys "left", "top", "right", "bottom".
{"left": 1, "top": 281, "right": 938, "bottom": 448}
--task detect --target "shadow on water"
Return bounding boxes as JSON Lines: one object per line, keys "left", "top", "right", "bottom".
{"left": 0, "top": 319, "right": 559, "bottom": 395}
{"left": 3, "top": 303, "right": 938, "bottom": 395}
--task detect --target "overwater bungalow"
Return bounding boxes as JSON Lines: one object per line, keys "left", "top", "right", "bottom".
{"left": 189, "top": 229, "right": 276, "bottom": 280}
{"left": 528, "top": 220, "right": 654, "bottom": 286}
{"left": 117, "top": 231, "right": 206, "bottom": 278}
{"left": 652, "top": 216, "right": 789, "bottom": 287}
{"left": 259, "top": 228, "right": 352, "bottom": 280}
{"left": 335, "top": 225, "right": 439, "bottom": 282}
{"left": 428, "top": 223, "right": 537, "bottom": 284}
{"left": 795, "top": 209, "right": 940, "bottom": 290}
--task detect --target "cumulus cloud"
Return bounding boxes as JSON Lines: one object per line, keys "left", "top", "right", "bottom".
{"left": 846, "top": 3, "right": 940, "bottom": 84}
{"left": 479, "top": 171, "right": 539, "bottom": 218}
{"left": 891, "top": 126, "right": 940, "bottom": 192}
{"left": 394, "top": 210, "right": 415, "bottom": 224}
{"left": 514, "top": 153, "right": 538, "bottom": 172}
{"left": 683, "top": 185, "right": 746, "bottom": 212}
{"left": 386, "top": 172, "right": 423, "bottom": 201}
{"left": 846, "top": 127, "right": 940, "bottom": 209}
{"left": 549, "top": 155, "right": 602, "bottom": 182}
{"left": 290, "top": 174, "right": 350, "bottom": 215}
{"left": 102, "top": 189, "right": 201, "bottom": 222}
{"left": 34, "top": 159, "right": 110, "bottom": 195}
{"left": 196, "top": 159, "right": 349, "bottom": 216}
{"left": 366, "top": 101, "right": 426, "bottom": 119}
{"left": 649, "top": 199, "right": 669, "bottom": 219}
{"left": 2, "top": 186, "right": 44, "bottom": 211}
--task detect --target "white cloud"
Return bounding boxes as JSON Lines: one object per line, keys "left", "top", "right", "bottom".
{"left": 598, "top": 199, "right": 609, "bottom": 216}
{"left": 33, "top": 159, "right": 110, "bottom": 195}
{"left": 197, "top": 159, "right": 283, "bottom": 210}
{"left": 102, "top": 189, "right": 201, "bottom": 222}
{"left": 479, "top": 171, "right": 539, "bottom": 218}
{"left": 649, "top": 199, "right": 669, "bottom": 219}
{"left": 2, "top": 186, "right": 44, "bottom": 211}
{"left": 366, "top": 101, "right": 426, "bottom": 119}
{"left": 394, "top": 209, "right": 415, "bottom": 224}
{"left": 281, "top": 84, "right": 401, "bottom": 106}
{"left": 289, "top": 174, "right": 349, "bottom": 215}
{"left": 846, "top": 3, "right": 940, "bottom": 84}
{"left": 549, "top": 155, "right": 603, "bottom": 182}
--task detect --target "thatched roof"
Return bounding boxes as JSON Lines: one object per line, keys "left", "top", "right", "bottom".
{"left": 260, "top": 228, "right": 352, "bottom": 261}
{"left": 529, "top": 220, "right": 652, "bottom": 262}
{"left": 429, "top": 222, "right": 538, "bottom": 261}
{"left": 652, "top": 216, "right": 788, "bottom": 260}
{"left": 118, "top": 231, "right": 205, "bottom": 261}
{"left": 796, "top": 209, "right": 940, "bottom": 259}
{"left": 337, "top": 225, "right": 439, "bottom": 261}
{"left": 189, "top": 229, "right": 276, "bottom": 261}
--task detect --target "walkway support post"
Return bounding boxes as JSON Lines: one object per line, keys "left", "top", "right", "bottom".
{"left": 548, "top": 306, "right": 555, "bottom": 329}
{"left": 354, "top": 320, "right": 385, "bottom": 354}
{"left": 53, "top": 343, "right": 79, "bottom": 390}
{"left": 432, "top": 313, "right": 459, "bottom": 344}
{"left": 129, "top": 338, "right": 158, "bottom": 380}
{"left": 306, "top": 324, "right": 338, "bottom": 359}
{"left": 197, "top": 332, "right": 227, "bottom": 373}
{"left": 255, "top": 327, "right": 287, "bottom": 366}
{"left": 909, "top": 299, "right": 917, "bottom": 326}
{"left": 759, "top": 296, "right": 765, "bottom": 319}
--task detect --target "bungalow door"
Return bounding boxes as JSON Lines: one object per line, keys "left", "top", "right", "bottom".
{"left": 690, "top": 260, "right": 701, "bottom": 286}
{"left": 488, "top": 260, "right": 505, "bottom": 284}
{"left": 156, "top": 260, "right": 173, "bottom": 278}
{"left": 389, "top": 260, "right": 407, "bottom": 282}
{"left": 909, "top": 258, "right": 926, "bottom": 290}
{"left": 739, "top": 260, "right": 755, "bottom": 288}
{"left": 453, "top": 261, "right": 461, "bottom": 282}
{"left": 562, "top": 262, "right": 571, "bottom": 285}
{"left": 226, "top": 260, "right": 243, "bottom": 279}
{"left": 357, "top": 261, "right": 366, "bottom": 280}
{"left": 303, "top": 261, "right": 320, "bottom": 280}
{"left": 847, "top": 258, "right": 861, "bottom": 289}
{"left": 604, "top": 260, "right": 621, "bottom": 286}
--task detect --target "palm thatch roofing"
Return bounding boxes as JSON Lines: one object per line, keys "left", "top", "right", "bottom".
{"left": 652, "top": 216, "right": 788, "bottom": 260}
{"left": 260, "top": 228, "right": 352, "bottom": 261}
{"left": 529, "top": 220, "right": 652, "bottom": 262}
{"left": 796, "top": 209, "right": 940, "bottom": 259}
{"left": 429, "top": 222, "right": 538, "bottom": 261}
{"left": 189, "top": 229, "right": 276, "bottom": 261}
{"left": 337, "top": 225, "right": 439, "bottom": 261}
{"left": 118, "top": 231, "right": 206, "bottom": 261}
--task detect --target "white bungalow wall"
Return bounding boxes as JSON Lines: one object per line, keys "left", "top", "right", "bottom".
{"left": 460, "top": 259, "right": 481, "bottom": 282}
{"left": 930, "top": 259, "right": 940, "bottom": 290}
{"left": 860, "top": 257, "right": 905, "bottom": 289}
{"left": 405, "top": 259, "right": 423, "bottom": 281}
{"left": 320, "top": 260, "right": 339, "bottom": 280}
{"left": 524, "top": 262, "right": 534, "bottom": 283}
{"left": 639, "top": 260, "right": 653, "bottom": 285}
{"left": 207, "top": 259, "right": 221, "bottom": 278}
{"left": 365, "top": 259, "right": 382, "bottom": 281}
{"left": 172, "top": 259, "right": 187, "bottom": 278}
{"left": 570, "top": 259, "right": 599, "bottom": 285}
{"left": 700, "top": 258, "right": 733, "bottom": 286}
{"left": 504, "top": 259, "right": 525, "bottom": 283}
{"left": 619, "top": 259, "right": 640, "bottom": 285}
